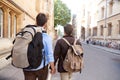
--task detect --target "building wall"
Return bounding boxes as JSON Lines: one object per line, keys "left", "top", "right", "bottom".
{"left": 97, "top": 0, "right": 120, "bottom": 40}
{"left": 11, "top": 0, "right": 37, "bottom": 18}
{"left": 98, "top": 13, "right": 120, "bottom": 39}
{"left": 45, "top": 0, "right": 55, "bottom": 39}
{"left": 0, "top": 0, "right": 54, "bottom": 52}
{"left": 0, "top": 0, "right": 54, "bottom": 69}
{"left": 77, "top": 0, "right": 120, "bottom": 41}
{"left": 77, "top": 0, "right": 99, "bottom": 40}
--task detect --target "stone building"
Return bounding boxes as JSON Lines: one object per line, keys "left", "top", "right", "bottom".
{"left": 0, "top": 0, "right": 54, "bottom": 69}
{"left": 0, "top": 0, "right": 54, "bottom": 49}
{"left": 97, "top": 0, "right": 120, "bottom": 41}
{"left": 77, "top": 0, "right": 120, "bottom": 43}
{"left": 76, "top": 1, "right": 97, "bottom": 41}
{"left": 85, "top": 0, "right": 98, "bottom": 40}
{"left": 72, "top": 14, "right": 77, "bottom": 38}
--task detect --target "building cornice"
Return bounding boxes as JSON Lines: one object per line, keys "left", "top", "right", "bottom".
{"left": 97, "top": 13, "right": 120, "bottom": 22}
{"left": 98, "top": 0, "right": 104, "bottom": 5}
{"left": 3, "top": 0, "right": 35, "bottom": 21}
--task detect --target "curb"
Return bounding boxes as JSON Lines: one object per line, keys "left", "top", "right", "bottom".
{"left": 82, "top": 42, "right": 120, "bottom": 55}
{"left": 0, "top": 48, "right": 12, "bottom": 56}
{"left": 90, "top": 45, "right": 120, "bottom": 55}
{"left": 0, "top": 48, "right": 12, "bottom": 70}
{"left": 0, "top": 52, "right": 11, "bottom": 70}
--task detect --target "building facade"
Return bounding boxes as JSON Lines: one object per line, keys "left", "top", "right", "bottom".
{"left": 78, "top": 0, "right": 120, "bottom": 42}
{"left": 72, "top": 14, "right": 77, "bottom": 38}
{"left": 76, "top": 0, "right": 120, "bottom": 49}
{"left": 0, "top": 0, "right": 54, "bottom": 39}
{"left": 75, "top": 0, "right": 98, "bottom": 41}
{"left": 0, "top": 0, "right": 54, "bottom": 69}
{"left": 97, "top": 0, "right": 120, "bottom": 41}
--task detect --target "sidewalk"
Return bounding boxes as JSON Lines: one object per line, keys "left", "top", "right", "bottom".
{"left": 83, "top": 42, "right": 120, "bottom": 55}
{"left": 0, "top": 64, "right": 24, "bottom": 80}
{"left": 0, "top": 64, "right": 81, "bottom": 80}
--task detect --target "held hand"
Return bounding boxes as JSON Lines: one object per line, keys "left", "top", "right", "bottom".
{"left": 50, "top": 67, "right": 56, "bottom": 74}
{"left": 49, "top": 62, "right": 56, "bottom": 74}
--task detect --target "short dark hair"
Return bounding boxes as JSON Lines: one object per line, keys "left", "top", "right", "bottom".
{"left": 36, "top": 13, "right": 47, "bottom": 26}
{"left": 64, "top": 24, "right": 73, "bottom": 36}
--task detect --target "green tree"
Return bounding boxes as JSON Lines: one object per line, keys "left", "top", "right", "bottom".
{"left": 54, "top": 0, "right": 71, "bottom": 27}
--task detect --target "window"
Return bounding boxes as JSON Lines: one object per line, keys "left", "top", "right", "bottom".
{"left": 119, "top": 20, "right": 120, "bottom": 34}
{"left": 108, "top": 23, "right": 112, "bottom": 36}
{"left": 45, "top": 0, "right": 49, "bottom": 12}
{"left": 89, "top": 28, "right": 91, "bottom": 36}
{"left": 0, "top": 1, "right": 22, "bottom": 38}
{"left": 8, "top": 13, "right": 11, "bottom": 38}
{"left": 93, "top": 27, "right": 97, "bottom": 36}
{"left": 14, "top": 16, "right": 17, "bottom": 37}
{"left": 83, "top": 8, "right": 85, "bottom": 17}
{"left": 109, "top": 1, "right": 113, "bottom": 15}
{"left": 35, "top": 0, "right": 40, "bottom": 12}
{"left": 87, "top": 12, "right": 91, "bottom": 24}
{"left": 0, "top": 9, "right": 3, "bottom": 37}
{"left": 89, "top": 15, "right": 91, "bottom": 24}
{"left": 101, "top": 7, "right": 104, "bottom": 18}
{"left": 100, "top": 25, "right": 104, "bottom": 36}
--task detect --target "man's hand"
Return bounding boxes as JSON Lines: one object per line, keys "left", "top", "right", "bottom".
{"left": 50, "top": 67, "right": 56, "bottom": 74}
{"left": 49, "top": 62, "right": 56, "bottom": 74}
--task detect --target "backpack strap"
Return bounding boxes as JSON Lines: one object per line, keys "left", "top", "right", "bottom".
{"left": 31, "top": 27, "right": 36, "bottom": 35}
{"left": 62, "top": 38, "right": 71, "bottom": 46}
{"left": 63, "top": 38, "right": 77, "bottom": 46}
{"left": 74, "top": 39, "right": 77, "bottom": 45}
{"left": 63, "top": 38, "right": 79, "bottom": 56}
{"left": 21, "top": 26, "right": 36, "bottom": 35}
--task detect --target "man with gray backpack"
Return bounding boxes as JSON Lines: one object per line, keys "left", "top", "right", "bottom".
{"left": 7, "top": 13, "right": 56, "bottom": 80}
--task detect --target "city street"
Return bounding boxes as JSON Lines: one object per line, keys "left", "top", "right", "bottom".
{"left": 0, "top": 43, "right": 120, "bottom": 80}
{"left": 0, "top": 0, "right": 120, "bottom": 80}
{"left": 80, "top": 44, "right": 120, "bottom": 80}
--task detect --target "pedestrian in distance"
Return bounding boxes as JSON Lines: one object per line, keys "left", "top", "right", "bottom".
{"left": 23, "top": 13, "right": 56, "bottom": 80}
{"left": 54, "top": 24, "right": 83, "bottom": 80}
{"left": 86, "top": 40, "right": 89, "bottom": 44}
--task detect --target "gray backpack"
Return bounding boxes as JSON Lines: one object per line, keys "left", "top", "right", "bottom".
{"left": 7, "top": 25, "right": 44, "bottom": 69}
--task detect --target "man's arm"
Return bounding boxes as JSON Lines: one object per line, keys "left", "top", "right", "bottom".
{"left": 45, "top": 36, "right": 56, "bottom": 74}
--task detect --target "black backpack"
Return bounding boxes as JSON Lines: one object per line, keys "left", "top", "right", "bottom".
{"left": 6, "top": 25, "right": 44, "bottom": 69}
{"left": 27, "top": 29, "right": 44, "bottom": 69}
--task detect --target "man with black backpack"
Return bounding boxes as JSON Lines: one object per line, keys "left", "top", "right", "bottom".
{"left": 22, "top": 13, "right": 56, "bottom": 80}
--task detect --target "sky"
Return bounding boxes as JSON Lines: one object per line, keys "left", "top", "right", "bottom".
{"left": 60, "top": 0, "right": 97, "bottom": 17}
{"left": 61, "top": 0, "right": 87, "bottom": 14}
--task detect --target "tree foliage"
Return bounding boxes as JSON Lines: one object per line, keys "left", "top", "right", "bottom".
{"left": 54, "top": 0, "right": 71, "bottom": 27}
